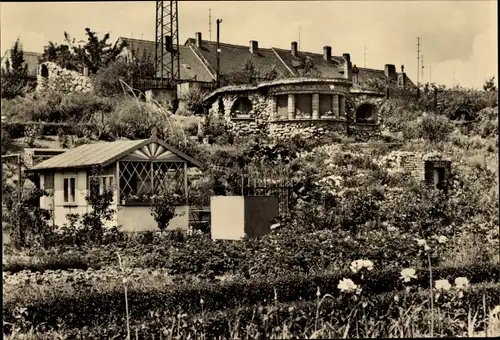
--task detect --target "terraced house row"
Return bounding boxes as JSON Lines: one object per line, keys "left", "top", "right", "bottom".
{"left": 116, "top": 32, "right": 416, "bottom": 140}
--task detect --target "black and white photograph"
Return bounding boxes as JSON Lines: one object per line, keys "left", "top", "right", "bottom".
{"left": 1, "top": 0, "right": 499, "bottom": 338}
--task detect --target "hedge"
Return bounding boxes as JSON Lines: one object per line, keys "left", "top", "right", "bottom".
{"left": 3, "top": 262, "right": 499, "bottom": 329}
{"left": 2, "top": 122, "right": 98, "bottom": 138}
{"left": 4, "top": 282, "right": 500, "bottom": 337}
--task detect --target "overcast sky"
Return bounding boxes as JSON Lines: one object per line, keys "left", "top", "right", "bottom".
{"left": 1, "top": 1, "right": 497, "bottom": 88}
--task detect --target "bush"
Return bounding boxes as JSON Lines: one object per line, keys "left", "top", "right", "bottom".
{"left": 418, "top": 113, "right": 455, "bottom": 142}
{"left": 179, "top": 87, "right": 208, "bottom": 115}
{"left": 1, "top": 91, "right": 114, "bottom": 123}
{"left": 2, "top": 122, "right": 98, "bottom": 139}
{"left": 3, "top": 262, "right": 498, "bottom": 331}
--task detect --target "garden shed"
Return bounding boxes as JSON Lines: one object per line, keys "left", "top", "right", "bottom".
{"left": 27, "top": 129, "right": 203, "bottom": 232}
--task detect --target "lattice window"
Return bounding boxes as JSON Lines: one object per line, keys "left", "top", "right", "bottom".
{"left": 119, "top": 161, "right": 153, "bottom": 200}
{"left": 153, "top": 162, "right": 185, "bottom": 196}
{"left": 119, "top": 161, "right": 186, "bottom": 201}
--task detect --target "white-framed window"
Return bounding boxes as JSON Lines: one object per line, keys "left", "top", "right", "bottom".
{"left": 63, "top": 176, "right": 77, "bottom": 204}
{"left": 90, "top": 175, "right": 115, "bottom": 195}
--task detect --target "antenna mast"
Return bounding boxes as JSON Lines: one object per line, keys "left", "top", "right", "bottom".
{"left": 421, "top": 54, "right": 424, "bottom": 83}
{"left": 155, "top": 0, "right": 180, "bottom": 85}
{"left": 416, "top": 37, "right": 421, "bottom": 86}
{"left": 209, "top": 9, "right": 212, "bottom": 41}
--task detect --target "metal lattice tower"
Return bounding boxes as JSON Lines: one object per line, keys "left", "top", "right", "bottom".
{"left": 155, "top": 0, "right": 180, "bottom": 84}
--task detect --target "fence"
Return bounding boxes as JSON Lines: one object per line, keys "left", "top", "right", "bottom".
{"left": 241, "top": 175, "right": 293, "bottom": 217}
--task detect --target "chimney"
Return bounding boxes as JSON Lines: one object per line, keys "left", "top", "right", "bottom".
{"left": 291, "top": 41, "right": 298, "bottom": 57}
{"left": 250, "top": 40, "right": 258, "bottom": 54}
{"left": 323, "top": 46, "right": 332, "bottom": 61}
{"left": 343, "top": 53, "right": 352, "bottom": 80}
{"left": 83, "top": 66, "right": 89, "bottom": 77}
{"left": 384, "top": 64, "right": 397, "bottom": 81}
{"left": 195, "top": 32, "right": 202, "bottom": 47}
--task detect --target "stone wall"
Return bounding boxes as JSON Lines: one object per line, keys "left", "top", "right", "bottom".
{"left": 348, "top": 92, "right": 385, "bottom": 123}
{"left": 269, "top": 119, "right": 347, "bottom": 140}
{"left": 348, "top": 123, "right": 381, "bottom": 142}
{"left": 36, "top": 62, "right": 93, "bottom": 94}
{"left": 208, "top": 87, "right": 385, "bottom": 142}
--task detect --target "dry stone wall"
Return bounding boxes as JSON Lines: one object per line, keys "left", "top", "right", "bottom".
{"left": 36, "top": 62, "right": 93, "bottom": 94}
{"left": 269, "top": 120, "right": 347, "bottom": 141}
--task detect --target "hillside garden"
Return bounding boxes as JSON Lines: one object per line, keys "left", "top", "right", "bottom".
{"left": 1, "top": 35, "right": 500, "bottom": 339}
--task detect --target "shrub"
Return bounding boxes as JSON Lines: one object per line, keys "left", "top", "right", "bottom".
{"left": 3, "top": 262, "right": 498, "bottom": 331}
{"left": 179, "top": 87, "right": 208, "bottom": 115}
{"left": 419, "top": 113, "right": 455, "bottom": 142}
{"left": 1, "top": 91, "right": 114, "bottom": 123}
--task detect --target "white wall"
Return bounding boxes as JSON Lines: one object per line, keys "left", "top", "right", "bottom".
{"left": 51, "top": 170, "right": 118, "bottom": 228}
{"left": 210, "top": 196, "right": 245, "bottom": 240}
{"left": 116, "top": 205, "right": 189, "bottom": 232}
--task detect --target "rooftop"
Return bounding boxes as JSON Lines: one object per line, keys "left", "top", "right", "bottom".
{"left": 30, "top": 132, "right": 203, "bottom": 172}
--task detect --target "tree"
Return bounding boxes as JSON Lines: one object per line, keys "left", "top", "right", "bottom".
{"left": 1, "top": 39, "right": 32, "bottom": 99}
{"left": 92, "top": 47, "right": 155, "bottom": 97}
{"left": 294, "top": 56, "right": 322, "bottom": 78}
{"left": 40, "top": 28, "right": 125, "bottom": 74}
{"left": 483, "top": 76, "right": 497, "bottom": 92}
{"left": 40, "top": 42, "right": 79, "bottom": 71}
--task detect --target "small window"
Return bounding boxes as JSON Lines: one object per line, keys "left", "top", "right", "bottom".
{"left": 63, "top": 176, "right": 77, "bottom": 204}
{"left": 90, "top": 175, "right": 115, "bottom": 195}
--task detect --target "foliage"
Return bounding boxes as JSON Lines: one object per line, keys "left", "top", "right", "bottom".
{"left": 179, "top": 86, "right": 208, "bottom": 115}
{"left": 2, "top": 121, "right": 98, "bottom": 139}
{"left": 1, "top": 128, "right": 13, "bottom": 155}
{"left": 57, "top": 168, "right": 116, "bottom": 246}
{"left": 294, "top": 56, "right": 322, "bottom": 78}
{"left": 2, "top": 261, "right": 498, "bottom": 332}
{"left": 417, "top": 113, "right": 455, "bottom": 142}
{"left": 483, "top": 76, "right": 497, "bottom": 92}
{"left": 40, "top": 28, "right": 125, "bottom": 74}
{"left": 91, "top": 49, "right": 155, "bottom": 97}
{"left": 150, "top": 181, "right": 184, "bottom": 232}
{"left": 220, "top": 60, "right": 283, "bottom": 86}
{"left": 2, "top": 91, "right": 114, "bottom": 123}
{"left": 7, "top": 188, "right": 52, "bottom": 248}
{"left": 40, "top": 42, "right": 79, "bottom": 71}
{"left": 0, "top": 39, "right": 34, "bottom": 99}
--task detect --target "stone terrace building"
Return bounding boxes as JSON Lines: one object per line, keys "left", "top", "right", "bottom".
{"left": 116, "top": 33, "right": 416, "bottom": 140}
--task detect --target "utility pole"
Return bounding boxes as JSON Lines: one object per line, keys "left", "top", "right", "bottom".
{"left": 209, "top": 9, "right": 212, "bottom": 41}
{"left": 364, "top": 44, "right": 367, "bottom": 68}
{"left": 416, "top": 37, "right": 421, "bottom": 86}
{"left": 298, "top": 26, "right": 301, "bottom": 50}
{"left": 216, "top": 18, "right": 222, "bottom": 88}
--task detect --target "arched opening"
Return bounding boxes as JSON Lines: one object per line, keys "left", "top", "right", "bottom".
{"left": 218, "top": 97, "right": 225, "bottom": 116}
{"left": 40, "top": 64, "right": 49, "bottom": 78}
{"left": 355, "top": 103, "right": 376, "bottom": 123}
{"left": 230, "top": 97, "right": 253, "bottom": 117}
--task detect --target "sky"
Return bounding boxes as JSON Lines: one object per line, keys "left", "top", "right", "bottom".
{"left": 1, "top": 1, "right": 497, "bottom": 89}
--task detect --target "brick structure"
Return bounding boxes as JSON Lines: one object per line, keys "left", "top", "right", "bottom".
{"left": 378, "top": 151, "right": 452, "bottom": 190}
